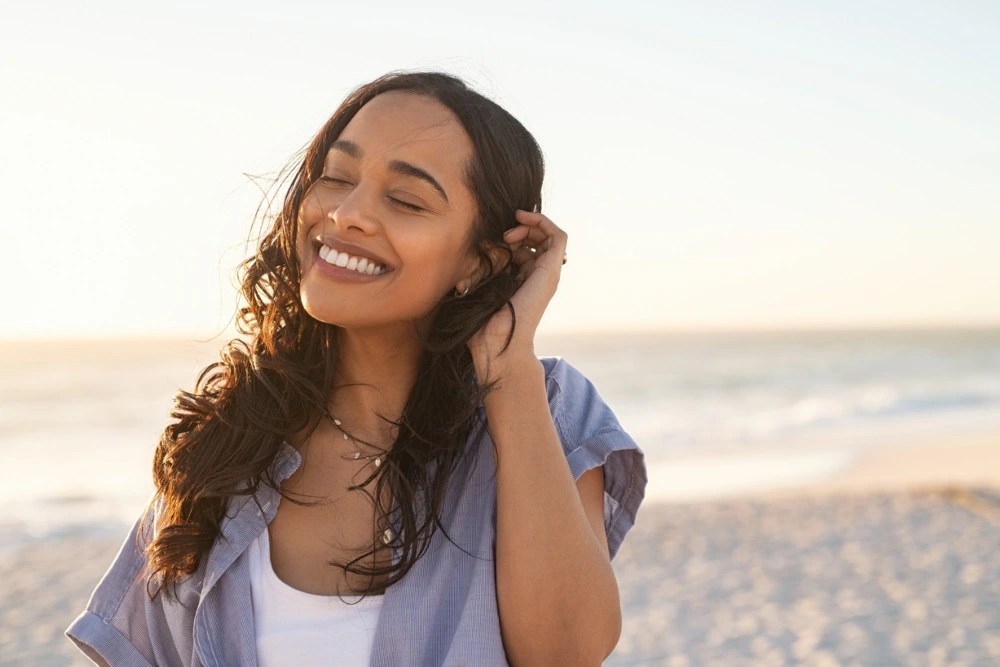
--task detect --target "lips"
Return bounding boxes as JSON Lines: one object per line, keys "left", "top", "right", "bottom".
{"left": 313, "top": 235, "right": 393, "bottom": 270}
{"left": 318, "top": 244, "right": 389, "bottom": 275}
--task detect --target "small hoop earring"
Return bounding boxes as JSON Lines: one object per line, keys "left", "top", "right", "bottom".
{"left": 455, "top": 285, "right": 470, "bottom": 297}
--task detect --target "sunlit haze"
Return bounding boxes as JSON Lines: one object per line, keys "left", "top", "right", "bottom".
{"left": 3, "top": 0, "right": 998, "bottom": 339}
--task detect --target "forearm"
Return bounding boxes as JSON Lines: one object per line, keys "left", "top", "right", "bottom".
{"left": 484, "top": 356, "right": 621, "bottom": 666}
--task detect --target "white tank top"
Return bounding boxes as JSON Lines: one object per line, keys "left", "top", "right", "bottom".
{"left": 248, "top": 525, "right": 384, "bottom": 666}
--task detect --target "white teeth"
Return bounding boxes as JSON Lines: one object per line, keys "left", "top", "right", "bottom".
{"left": 319, "top": 245, "right": 387, "bottom": 275}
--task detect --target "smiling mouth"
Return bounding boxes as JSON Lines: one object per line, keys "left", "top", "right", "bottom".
{"left": 312, "top": 242, "right": 394, "bottom": 276}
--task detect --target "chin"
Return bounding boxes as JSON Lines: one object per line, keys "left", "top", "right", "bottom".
{"left": 301, "top": 293, "right": 441, "bottom": 334}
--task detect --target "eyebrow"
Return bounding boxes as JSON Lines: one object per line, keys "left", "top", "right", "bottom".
{"left": 328, "top": 139, "right": 450, "bottom": 205}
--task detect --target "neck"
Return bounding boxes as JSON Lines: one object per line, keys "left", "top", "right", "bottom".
{"left": 326, "top": 323, "right": 423, "bottom": 443}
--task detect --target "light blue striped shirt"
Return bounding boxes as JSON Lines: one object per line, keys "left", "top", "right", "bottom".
{"left": 66, "top": 356, "right": 648, "bottom": 666}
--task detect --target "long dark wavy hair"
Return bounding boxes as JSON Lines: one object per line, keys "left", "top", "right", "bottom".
{"left": 140, "top": 70, "right": 545, "bottom": 603}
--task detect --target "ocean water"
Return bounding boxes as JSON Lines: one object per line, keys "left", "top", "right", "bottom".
{"left": 538, "top": 327, "right": 1000, "bottom": 453}
{"left": 2, "top": 328, "right": 999, "bottom": 549}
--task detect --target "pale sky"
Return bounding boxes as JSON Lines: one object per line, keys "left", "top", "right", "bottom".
{"left": 2, "top": 0, "right": 998, "bottom": 339}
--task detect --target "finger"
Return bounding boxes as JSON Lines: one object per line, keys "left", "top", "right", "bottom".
{"left": 522, "top": 236, "right": 565, "bottom": 262}
{"left": 512, "top": 232, "right": 563, "bottom": 259}
{"left": 539, "top": 232, "right": 567, "bottom": 267}
{"left": 515, "top": 240, "right": 562, "bottom": 276}
{"left": 505, "top": 236, "right": 537, "bottom": 254}
{"left": 503, "top": 225, "right": 531, "bottom": 243}
{"left": 514, "top": 226, "right": 549, "bottom": 248}
{"left": 514, "top": 210, "right": 566, "bottom": 239}
{"left": 516, "top": 256, "right": 538, "bottom": 279}
{"left": 510, "top": 246, "right": 536, "bottom": 265}
{"left": 513, "top": 218, "right": 566, "bottom": 248}
{"left": 514, "top": 240, "right": 567, "bottom": 279}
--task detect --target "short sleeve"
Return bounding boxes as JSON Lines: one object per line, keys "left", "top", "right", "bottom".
{"left": 541, "top": 356, "right": 647, "bottom": 561}
{"left": 64, "top": 492, "right": 194, "bottom": 666}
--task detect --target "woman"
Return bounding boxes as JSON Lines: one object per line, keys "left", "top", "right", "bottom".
{"left": 65, "top": 70, "right": 646, "bottom": 667}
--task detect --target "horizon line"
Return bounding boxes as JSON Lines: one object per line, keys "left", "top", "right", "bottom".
{"left": 3, "top": 320, "right": 1000, "bottom": 344}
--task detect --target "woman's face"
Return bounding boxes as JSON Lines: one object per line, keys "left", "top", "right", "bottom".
{"left": 296, "top": 91, "right": 482, "bottom": 333}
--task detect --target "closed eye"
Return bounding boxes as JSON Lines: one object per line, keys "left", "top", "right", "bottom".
{"left": 317, "top": 176, "right": 426, "bottom": 213}
{"left": 390, "top": 198, "right": 425, "bottom": 213}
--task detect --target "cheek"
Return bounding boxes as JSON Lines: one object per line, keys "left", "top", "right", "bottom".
{"left": 292, "top": 221, "right": 311, "bottom": 266}
{"left": 397, "top": 235, "right": 461, "bottom": 283}
{"left": 298, "top": 191, "right": 325, "bottom": 225}
{"left": 295, "top": 194, "right": 326, "bottom": 258}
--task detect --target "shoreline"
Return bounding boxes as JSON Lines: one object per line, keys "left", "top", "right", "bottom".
{"left": 643, "top": 427, "right": 1000, "bottom": 505}
{"left": 759, "top": 432, "right": 1000, "bottom": 501}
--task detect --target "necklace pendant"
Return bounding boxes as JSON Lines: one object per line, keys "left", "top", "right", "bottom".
{"left": 353, "top": 451, "right": 361, "bottom": 460}
{"left": 374, "top": 457, "right": 381, "bottom": 468}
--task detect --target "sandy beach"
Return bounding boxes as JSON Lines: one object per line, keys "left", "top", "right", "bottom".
{"left": 609, "top": 487, "right": 1000, "bottom": 666}
{"left": 3, "top": 437, "right": 998, "bottom": 666}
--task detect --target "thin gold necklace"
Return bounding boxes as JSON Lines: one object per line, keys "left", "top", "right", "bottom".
{"left": 319, "top": 407, "right": 394, "bottom": 546}
{"left": 319, "top": 407, "right": 384, "bottom": 470}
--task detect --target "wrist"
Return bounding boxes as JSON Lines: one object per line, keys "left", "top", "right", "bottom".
{"left": 473, "top": 348, "right": 541, "bottom": 386}
{"left": 482, "top": 357, "right": 546, "bottom": 409}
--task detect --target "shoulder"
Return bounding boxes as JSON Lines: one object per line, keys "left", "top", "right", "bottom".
{"left": 538, "top": 354, "right": 570, "bottom": 384}
{"left": 537, "top": 354, "right": 586, "bottom": 409}
{"left": 537, "top": 355, "right": 626, "bottom": 443}
{"left": 64, "top": 491, "right": 201, "bottom": 666}
{"left": 536, "top": 355, "right": 647, "bottom": 561}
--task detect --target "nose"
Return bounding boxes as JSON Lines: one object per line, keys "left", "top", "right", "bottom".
{"left": 326, "top": 186, "right": 379, "bottom": 234}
